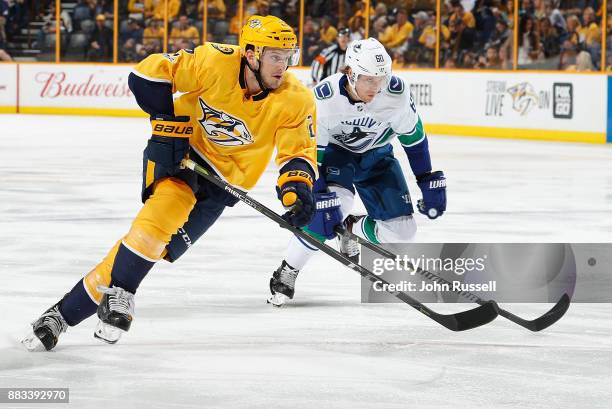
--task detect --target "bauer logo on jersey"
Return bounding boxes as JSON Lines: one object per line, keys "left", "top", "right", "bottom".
{"left": 198, "top": 98, "right": 254, "bottom": 146}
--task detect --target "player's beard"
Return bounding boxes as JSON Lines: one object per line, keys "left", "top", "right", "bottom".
{"left": 262, "top": 71, "right": 284, "bottom": 90}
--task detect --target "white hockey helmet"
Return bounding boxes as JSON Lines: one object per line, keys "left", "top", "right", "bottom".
{"left": 344, "top": 38, "right": 392, "bottom": 90}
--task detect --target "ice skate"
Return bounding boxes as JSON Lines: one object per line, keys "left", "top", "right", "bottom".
{"left": 22, "top": 303, "right": 68, "bottom": 351}
{"left": 338, "top": 215, "right": 362, "bottom": 264}
{"left": 94, "top": 286, "right": 135, "bottom": 344}
{"left": 267, "top": 260, "right": 300, "bottom": 307}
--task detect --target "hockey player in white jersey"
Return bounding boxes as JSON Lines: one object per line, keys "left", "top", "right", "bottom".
{"left": 268, "top": 38, "right": 447, "bottom": 306}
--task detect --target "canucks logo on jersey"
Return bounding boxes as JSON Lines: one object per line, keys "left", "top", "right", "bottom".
{"left": 332, "top": 126, "right": 377, "bottom": 151}
{"left": 198, "top": 98, "right": 254, "bottom": 146}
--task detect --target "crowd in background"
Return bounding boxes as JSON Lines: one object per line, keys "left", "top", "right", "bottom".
{"left": 0, "top": 0, "right": 608, "bottom": 70}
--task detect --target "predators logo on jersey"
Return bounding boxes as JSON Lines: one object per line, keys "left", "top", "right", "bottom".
{"left": 198, "top": 98, "right": 254, "bottom": 146}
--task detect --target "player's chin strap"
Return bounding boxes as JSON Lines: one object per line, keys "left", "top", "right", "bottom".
{"left": 242, "top": 56, "right": 269, "bottom": 95}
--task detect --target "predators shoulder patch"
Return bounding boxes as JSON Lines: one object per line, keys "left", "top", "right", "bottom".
{"left": 198, "top": 98, "right": 253, "bottom": 146}
{"left": 210, "top": 43, "right": 235, "bottom": 55}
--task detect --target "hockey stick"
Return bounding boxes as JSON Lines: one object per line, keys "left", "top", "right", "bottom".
{"left": 182, "top": 158, "right": 498, "bottom": 331}
{"left": 335, "top": 226, "right": 571, "bottom": 332}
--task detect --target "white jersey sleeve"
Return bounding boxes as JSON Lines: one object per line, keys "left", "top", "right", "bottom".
{"left": 386, "top": 76, "right": 426, "bottom": 147}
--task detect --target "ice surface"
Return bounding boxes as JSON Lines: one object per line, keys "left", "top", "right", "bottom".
{"left": 0, "top": 115, "right": 611, "bottom": 409}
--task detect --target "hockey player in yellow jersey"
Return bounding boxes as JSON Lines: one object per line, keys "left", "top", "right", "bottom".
{"left": 22, "top": 15, "right": 318, "bottom": 351}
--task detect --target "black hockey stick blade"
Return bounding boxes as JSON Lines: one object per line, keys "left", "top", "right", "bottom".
{"left": 498, "top": 293, "right": 570, "bottom": 332}
{"left": 182, "top": 159, "right": 499, "bottom": 331}
{"left": 445, "top": 300, "right": 499, "bottom": 331}
{"left": 412, "top": 299, "right": 499, "bottom": 331}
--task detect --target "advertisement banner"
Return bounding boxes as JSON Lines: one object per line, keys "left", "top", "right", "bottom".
{"left": 18, "top": 64, "right": 143, "bottom": 116}
{"left": 3, "top": 64, "right": 608, "bottom": 142}
{"left": 0, "top": 64, "right": 17, "bottom": 113}
{"left": 409, "top": 71, "right": 604, "bottom": 133}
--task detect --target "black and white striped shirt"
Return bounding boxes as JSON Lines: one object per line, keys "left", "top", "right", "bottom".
{"left": 310, "top": 43, "right": 346, "bottom": 84}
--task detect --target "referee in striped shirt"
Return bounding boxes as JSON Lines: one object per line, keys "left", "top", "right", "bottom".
{"left": 310, "top": 28, "right": 350, "bottom": 84}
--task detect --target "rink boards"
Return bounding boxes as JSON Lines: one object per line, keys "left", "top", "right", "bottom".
{"left": 0, "top": 63, "right": 609, "bottom": 143}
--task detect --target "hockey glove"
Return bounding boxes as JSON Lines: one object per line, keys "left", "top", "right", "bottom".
{"left": 145, "top": 115, "right": 192, "bottom": 176}
{"left": 277, "top": 162, "right": 315, "bottom": 228}
{"left": 416, "top": 170, "right": 446, "bottom": 219}
{"left": 304, "top": 191, "right": 343, "bottom": 240}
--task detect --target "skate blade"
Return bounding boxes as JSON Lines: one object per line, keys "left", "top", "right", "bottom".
{"left": 267, "top": 293, "right": 289, "bottom": 307}
{"left": 21, "top": 331, "right": 47, "bottom": 352}
{"left": 94, "top": 321, "right": 124, "bottom": 344}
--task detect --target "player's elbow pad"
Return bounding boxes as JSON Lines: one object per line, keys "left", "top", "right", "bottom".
{"left": 128, "top": 72, "right": 175, "bottom": 117}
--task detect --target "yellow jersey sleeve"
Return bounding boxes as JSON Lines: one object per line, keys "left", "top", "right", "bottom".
{"left": 274, "top": 86, "right": 318, "bottom": 177}
{"left": 133, "top": 47, "right": 206, "bottom": 94}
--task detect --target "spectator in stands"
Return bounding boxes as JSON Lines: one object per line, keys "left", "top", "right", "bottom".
{"left": 369, "top": 2, "right": 388, "bottom": 38}
{"left": 93, "top": 0, "right": 114, "bottom": 20}
{"left": 6, "top": 0, "right": 28, "bottom": 40}
{"left": 0, "top": 0, "right": 7, "bottom": 44}
{"left": 169, "top": 15, "right": 199, "bottom": 48}
{"left": 73, "top": 0, "right": 94, "bottom": 29}
{"left": 379, "top": 8, "right": 413, "bottom": 52}
{"left": 579, "top": 7, "right": 600, "bottom": 47}
{"left": 244, "top": 0, "right": 269, "bottom": 18}
{"left": 348, "top": 0, "right": 374, "bottom": 29}
{"left": 538, "top": 15, "right": 561, "bottom": 58}
{"left": 485, "top": 17, "right": 512, "bottom": 51}
{"left": 558, "top": 39, "right": 578, "bottom": 69}
{"left": 417, "top": 12, "right": 448, "bottom": 67}
{"left": 449, "top": 0, "right": 476, "bottom": 29}
{"left": 181, "top": 0, "right": 199, "bottom": 19}
{"left": 319, "top": 16, "right": 338, "bottom": 46}
{"left": 575, "top": 49, "right": 594, "bottom": 70}
{"left": 143, "top": 18, "right": 164, "bottom": 47}
{"left": 122, "top": 18, "right": 143, "bottom": 44}
{"left": 36, "top": 3, "right": 71, "bottom": 51}
{"left": 128, "top": 0, "right": 146, "bottom": 20}
{"left": 301, "top": 17, "right": 320, "bottom": 66}
{"left": 565, "top": 15, "right": 582, "bottom": 46}
{"left": 474, "top": 0, "right": 497, "bottom": 47}
{"left": 120, "top": 37, "right": 141, "bottom": 62}
{"left": 146, "top": 0, "right": 180, "bottom": 21}
{"left": 0, "top": 6, "right": 11, "bottom": 61}
{"left": 392, "top": 49, "right": 405, "bottom": 69}
{"left": 484, "top": 45, "right": 502, "bottom": 68}
{"left": 200, "top": 0, "right": 226, "bottom": 21}
{"left": 518, "top": 14, "right": 544, "bottom": 64}
{"left": 449, "top": 15, "right": 476, "bottom": 62}
{"left": 348, "top": 16, "right": 365, "bottom": 41}
{"left": 87, "top": 14, "right": 112, "bottom": 61}
{"left": 460, "top": 50, "right": 477, "bottom": 67}
{"left": 283, "top": 1, "right": 300, "bottom": 31}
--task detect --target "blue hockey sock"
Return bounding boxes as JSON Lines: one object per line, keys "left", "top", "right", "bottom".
{"left": 59, "top": 280, "right": 97, "bottom": 326}
{"left": 109, "top": 243, "right": 156, "bottom": 294}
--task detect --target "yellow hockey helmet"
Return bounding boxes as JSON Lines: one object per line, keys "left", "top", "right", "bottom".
{"left": 240, "top": 15, "right": 300, "bottom": 66}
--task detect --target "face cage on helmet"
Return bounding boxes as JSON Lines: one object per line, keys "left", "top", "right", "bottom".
{"left": 255, "top": 45, "right": 301, "bottom": 67}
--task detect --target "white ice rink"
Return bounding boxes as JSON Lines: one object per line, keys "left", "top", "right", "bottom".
{"left": 1, "top": 114, "right": 611, "bottom": 409}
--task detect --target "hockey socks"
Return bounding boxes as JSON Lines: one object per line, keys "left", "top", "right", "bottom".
{"left": 59, "top": 280, "right": 98, "bottom": 326}
{"left": 109, "top": 242, "right": 156, "bottom": 294}
{"left": 286, "top": 234, "right": 318, "bottom": 270}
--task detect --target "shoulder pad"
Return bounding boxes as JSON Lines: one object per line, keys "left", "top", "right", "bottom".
{"left": 387, "top": 76, "right": 405, "bottom": 95}
{"left": 314, "top": 81, "right": 334, "bottom": 100}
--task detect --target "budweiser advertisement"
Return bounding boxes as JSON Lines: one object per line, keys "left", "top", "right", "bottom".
{"left": 0, "top": 64, "right": 17, "bottom": 113}
{"left": 19, "top": 64, "right": 140, "bottom": 113}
